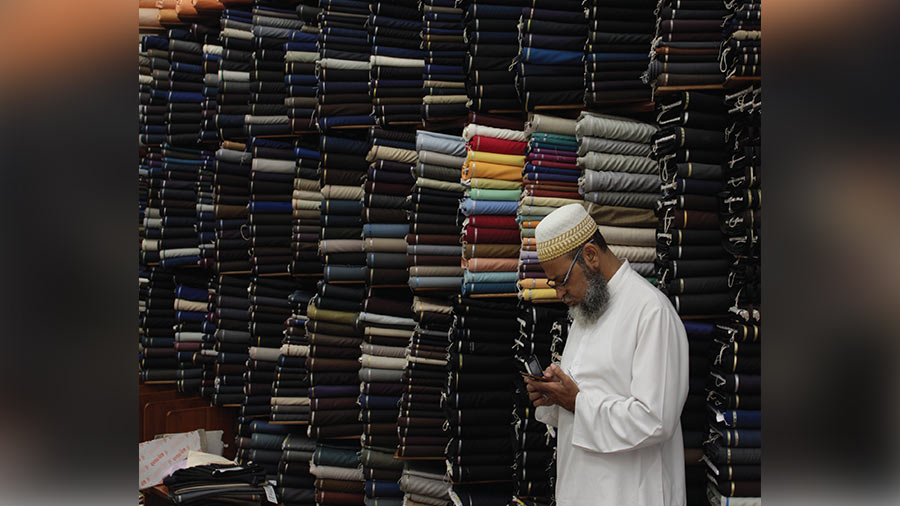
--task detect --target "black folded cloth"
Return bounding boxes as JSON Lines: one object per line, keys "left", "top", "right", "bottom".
{"left": 163, "top": 463, "right": 269, "bottom": 505}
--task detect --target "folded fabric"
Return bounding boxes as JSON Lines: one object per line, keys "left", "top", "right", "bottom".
{"left": 460, "top": 198, "right": 518, "bottom": 216}
{"left": 465, "top": 150, "right": 526, "bottom": 167}
{"left": 579, "top": 170, "right": 659, "bottom": 193}
{"left": 575, "top": 111, "right": 657, "bottom": 142}
{"left": 525, "top": 113, "right": 577, "bottom": 136}
{"left": 586, "top": 203, "right": 657, "bottom": 227}
{"left": 461, "top": 161, "right": 523, "bottom": 182}
{"left": 468, "top": 188, "right": 520, "bottom": 201}
{"left": 577, "top": 136, "right": 652, "bottom": 157}
{"left": 577, "top": 152, "right": 659, "bottom": 174}
{"left": 467, "top": 135, "right": 528, "bottom": 155}
{"left": 416, "top": 131, "right": 467, "bottom": 156}
{"left": 462, "top": 123, "right": 527, "bottom": 142}
{"left": 583, "top": 190, "right": 659, "bottom": 209}
{"left": 468, "top": 177, "right": 522, "bottom": 190}
{"left": 596, "top": 225, "right": 657, "bottom": 246}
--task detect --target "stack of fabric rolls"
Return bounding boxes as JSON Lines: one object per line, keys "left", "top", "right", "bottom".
{"left": 139, "top": 35, "right": 166, "bottom": 146}
{"left": 445, "top": 296, "right": 517, "bottom": 489}
{"left": 720, "top": 2, "right": 761, "bottom": 81}
{"left": 399, "top": 463, "right": 450, "bottom": 506}
{"left": 584, "top": 0, "right": 656, "bottom": 106}
{"left": 396, "top": 296, "right": 451, "bottom": 460}
{"left": 364, "top": 127, "right": 417, "bottom": 288}
{"left": 644, "top": 0, "right": 728, "bottom": 89}
{"left": 461, "top": 1, "right": 522, "bottom": 113}
{"left": 166, "top": 28, "right": 206, "bottom": 146}
{"left": 306, "top": 280, "right": 364, "bottom": 440}
{"left": 277, "top": 431, "right": 318, "bottom": 506}
{"left": 216, "top": 7, "right": 254, "bottom": 140}
{"left": 315, "top": 0, "right": 375, "bottom": 130}
{"left": 310, "top": 442, "right": 367, "bottom": 506}
{"left": 419, "top": 0, "right": 468, "bottom": 130}
{"left": 705, "top": 317, "right": 761, "bottom": 506}
{"left": 195, "top": 138, "right": 219, "bottom": 268}
{"left": 408, "top": 130, "right": 466, "bottom": 292}
{"left": 141, "top": 0, "right": 165, "bottom": 30}
{"left": 574, "top": 112, "right": 660, "bottom": 281}
{"left": 163, "top": 462, "right": 269, "bottom": 505}
{"left": 199, "top": 22, "right": 222, "bottom": 143}
{"left": 290, "top": 140, "right": 324, "bottom": 275}
{"left": 513, "top": 3, "right": 587, "bottom": 111}
{"left": 173, "top": 277, "right": 211, "bottom": 393}
{"left": 517, "top": 114, "right": 582, "bottom": 303}
{"left": 242, "top": 278, "right": 296, "bottom": 422}
{"left": 142, "top": 145, "right": 203, "bottom": 270}
{"left": 285, "top": 6, "right": 320, "bottom": 133}
{"left": 236, "top": 419, "right": 290, "bottom": 480}
{"left": 211, "top": 274, "right": 252, "bottom": 406}
{"left": 197, "top": 276, "right": 220, "bottom": 398}
{"left": 511, "top": 303, "right": 568, "bottom": 505}
{"left": 269, "top": 286, "right": 314, "bottom": 423}
{"left": 248, "top": 137, "right": 296, "bottom": 275}
{"left": 319, "top": 134, "right": 368, "bottom": 285}
{"left": 652, "top": 91, "right": 731, "bottom": 316}
{"left": 139, "top": 269, "right": 178, "bottom": 383}
{"left": 369, "top": 0, "right": 426, "bottom": 126}
{"left": 210, "top": 141, "right": 252, "bottom": 273}
{"left": 460, "top": 115, "right": 527, "bottom": 297}
{"left": 244, "top": 2, "right": 300, "bottom": 138}
{"left": 357, "top": 290, "right": 412, "bottom": 505}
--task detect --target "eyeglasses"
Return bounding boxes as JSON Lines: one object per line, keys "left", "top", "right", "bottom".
{"left": 546, "top": 241, "right": 590, "bottom": 290}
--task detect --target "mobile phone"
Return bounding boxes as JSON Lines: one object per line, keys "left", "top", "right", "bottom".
{"left": 519, "top": 355, "right": 549, "bottom": 381}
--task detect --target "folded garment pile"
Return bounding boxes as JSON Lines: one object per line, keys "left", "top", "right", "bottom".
{"left": 173, "top": 276, "right": 212, "bottom": 393}
{"left": 163, "top": 462, "right": 269, "bottom": 505}
{"left": 720, "top": 2, "right": 761, "bottom": 80}
{"left": 511, "top": 302, "right": 568, "bottom": 504}
{"left": 400, "top": 463, "right": 451, "bottom": 506}
{"left": 517, "top": 114, "right": 581, "bottom": 302}
{"left": 289, "top": 140, "right": 324, "bottom": 275}
{"left": 211, "top": 274, "right": 252, "bottom": 406}
{"left": 241, "top": 277, "right": 296, "bottom": 420}
{"left": 284, "top": 6, "right": 320, "bottom": 133}
{"left": 236, "top": 419, "right": 292, "bottom": 479}
{"left": 216, "top": 8, "right": 254, "bottom": 140}
{"left": 461, "top": 0, "right": 522, "bottom": 113}
{"left": 460, "top": 114, "right": 527, "bottom": 297}
{"left": 369, "top": 0, "right": 426, "bottom": 126}
{"left": 584, "top": 0, "right": 656, "bottom": 106}
{"left": 408, "top": 131, "right": 466, "bottom": 292}
{"left": 704, "top": 317, "right": 761, "bottom": 506}
{"left": 513, "top": 3, "right": 586, "bottom": 111}
{"left": 315, "top": 1, "right": 375, "bottom": 130}
{"left": 652, "top": 91, "right": 731, "bottom": 316}
{"left": 248, "top": 137, "right": 295, "bottom": 275}
{"left": 644, "top": 0, "right": 728, "bottom": 89}
{"left": 244, "top": 3, "right": 301, "bottom": 138}
{"left": 270, "top": 287, "right": 314, "bottom": 423}
{"left": 211, "top": 141, "right": 252, "bottom": 273}
{"left": 306, "top": 279, "right": 364, "bottom": 440}
{"left": 445, "top": 296, "right": 517, "bottom": 489}
{"left": 140, "top": 34, "right": 169, "bottom": 146}
{"left": 277, "top": 432, "right": 317, "bottom": 505}
{"left": 574, "top": 112, "right": 659, "bottom": 281}
{"left": 364, "top": 127, "right": 418, "bottom": 287}
{"left": 139, "top": 268, "right": 178, "bottom": 383}
{"left": 397, "top": 297, "right": 452, "bottom": 460}
{"left": 420, "top": 0, "right": 468, "bottom": 129}
{"left": 311, "top": 442, "right": 367, "bottom": 506}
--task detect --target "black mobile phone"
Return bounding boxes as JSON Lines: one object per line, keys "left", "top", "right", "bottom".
{"left": 519, "top": 355, "right": 549, "bottom": 381}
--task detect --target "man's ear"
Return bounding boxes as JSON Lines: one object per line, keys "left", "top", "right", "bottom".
{"left": 582, "top": 242, "right": 603, "bottom": 268}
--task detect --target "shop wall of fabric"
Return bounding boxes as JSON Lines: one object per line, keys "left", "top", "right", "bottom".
{"left": 513, "top": 3, "right": 587, "bottom": 111}
{"left": 584, "top": 0, "right": 655, "bottom": 107}
{"left": 369, "top": 0, "right": 425, "bottom": 127}
{"left": 246, "top": 3, "right": 300, "bottom": 138}
{"left": 420, "top": 0, "right": 468, "bottom": 131}
{"left": 286, "top": 3, "right": 321, "bottom": 134}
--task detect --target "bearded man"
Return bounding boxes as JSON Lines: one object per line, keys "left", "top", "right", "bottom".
{"left": 524, "top": 203, "right": 690, "bottom": 506}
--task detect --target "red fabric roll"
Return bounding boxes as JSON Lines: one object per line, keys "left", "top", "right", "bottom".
{"left": 466, "top": 215, "right": 518, "bottom": 229}
{"left": 467, "top": 135, "right": 528, "bottom": 155}
{"left": 464, "top": 227, "right": 520, "bottom": 244}
{"left": 527, "top": 153, "right": 578, "bottom": 163}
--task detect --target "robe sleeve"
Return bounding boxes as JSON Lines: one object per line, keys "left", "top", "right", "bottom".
{"left": 535, "top": 405, "right": 559, "bottom": 428}
{"left": 570, "top": 303, "right": 688, "bottom": 454}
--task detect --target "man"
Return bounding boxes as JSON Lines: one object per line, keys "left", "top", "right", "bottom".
{"left": 524, "top": 203, "right": 689, "bottom": 506}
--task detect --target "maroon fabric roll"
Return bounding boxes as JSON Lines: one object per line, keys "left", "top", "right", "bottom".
{"left": 464, "top": 226, "right": 520, "bottom": 244}
{"left": 467, "top": 135, "right": 528, "bottom": 155}
{"left": 465, "top": 215, "right": 518, "bottom": 229}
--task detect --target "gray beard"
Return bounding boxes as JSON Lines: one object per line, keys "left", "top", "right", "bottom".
{"left": 568, "top": 267, "right": 610, "bottom": 325}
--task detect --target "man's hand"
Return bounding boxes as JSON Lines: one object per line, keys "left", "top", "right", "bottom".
{"left": 524, "top": 364, "right": 579, "bottom": 412}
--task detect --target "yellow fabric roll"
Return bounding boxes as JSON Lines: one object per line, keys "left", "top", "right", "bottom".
{"left": 517, "top": 278, "right": 552, "bottom": 290}
{"left": 462, "top": 160, "right": 522, "bottom": 182}
{"left": 519, "top": 288, "right": 560, "bottom": 301}
{"left": 465, "top": 150, "right": 526, "bottom": 167}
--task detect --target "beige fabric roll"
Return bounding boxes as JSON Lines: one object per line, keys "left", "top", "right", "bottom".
{"left": 423, "top": 80, "right": 466, "bottom": 89}
{"left": 412, "top": 297, "right": 453, "bottom": 314}
{"left": 525, "top": 113, "right": 577, "bottom": 136}
{"left": 423, "top": 95, "right": 468, "bottom": 104}
{"left": 364, "top": 326, "right": 414, "bottom": 339}
{"left": 360, "top": 354, "right": 407, "bottom": 370}
{"left": 360, "top": 344, "right": 407, "bottom": 358}
{"left": 418, "top": 150, "right": 465, "bottom": 168}
{"left": 406, "top": 355, "right": 446, "bottom": 367}
{"left": 416, "top": 177, "right": 465, "bottom": 192}
{"left": 249, "top": 347, "right": 282, "bottom": 362}
{"left": 139, "top": 8, "right": 163, "bottom": 28}
{"left": 294, "top": 179, "right": 321, "bottom": 192}
{"left": 280, "top": 344, "right": 309, "bottom": 357}
{"left": 462, "top": 123, "right": 527, "bottom": 142}
{"left": 370, "top": 55, "right": 425, "bottom": 68}
{"left": 174, "top": 299, "right": 206, "bottom": 311}
{"left": 518, "top": 196, "right": 583, "bottom": 208}
{"left": 270, "top": 397, "right": 310, "bottom": 406}
{"left": 364, "top": 238, "right": 407, "bottom": 253}
{"left": 286, "top": 51, "right": 318, "bottom": 63}
{"left": 292, "top": 199, "right": 321, "bottom": 211}
{"left": 317, "top": 58, "right": 371, "bottom": 70}
{"left": 292, "top": 189, "right": 324, "bottom": 201}
{"left": 320, "top": 185, "right": 362, "bottom": 200}
{"left": 366, "top": 145, "right": 418, "bottom": 164}
{"left": 608, "top": 245, "right": 657, "bottom": 263}
{"left": 597, "top": 225, "right": 657, "bottom": 247}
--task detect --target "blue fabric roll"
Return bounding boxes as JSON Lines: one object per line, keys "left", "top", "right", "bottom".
{"left": 523, "top": 164, "right": 581, "bottom": 176}
{"left": 523, "top": 172, "right": 579, "bottom": 183}
{"left": 363, "top": 223, "right": 409, "bottom": 238}
{"left": 462, "top": 282, "right": 518, "bottom": 295}
{"left": 365, "top": 480, "right": 403, "bottom": 498}
{"left": 463, "top": 271, "right": 519, "bottom": 283}
{"left": 521, "top": 47, "right": 583, "bottom": 66}
{"left": 358, "top": 395, "right": 401, "bottom": 410}
{"left": 175, "top": 286, "right": 208, "bottom": 301}
{"left": 249, "top": 201, "right": 292, "bottom": 213}
{"left": 460, "top": 198, "right": 518, "bottom": 216}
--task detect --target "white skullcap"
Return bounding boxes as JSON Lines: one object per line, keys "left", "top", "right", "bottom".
{"left": 535, "top": 203, "right": 597, "bottom": 263}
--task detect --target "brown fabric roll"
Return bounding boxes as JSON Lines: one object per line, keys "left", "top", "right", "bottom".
{"left": 463, "top": 243, "right": 520, "bottom": 258}
{"left": 587, "top": 204, "right": 657, "bottom": 227}
{"left": 406, "top": 234, "right": 461, "bottom": 245}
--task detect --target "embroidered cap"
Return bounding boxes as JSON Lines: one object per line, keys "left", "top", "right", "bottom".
{"left": 535, "top": 203, "right": 597, "bottom": 263}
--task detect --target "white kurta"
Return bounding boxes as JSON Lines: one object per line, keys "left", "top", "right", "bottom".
{"left": 536, "top": 260, "right": 689, "bottom": 506}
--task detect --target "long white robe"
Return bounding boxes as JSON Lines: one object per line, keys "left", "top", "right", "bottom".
{"left": 536, "top": 260, "right": 689, "bottom": 506}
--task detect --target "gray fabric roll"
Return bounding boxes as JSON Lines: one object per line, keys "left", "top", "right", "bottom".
{"left": 575, "top": 111, "right": 658, "bottom": 143}
{"left": 577, "top": 137, "right": 653, "bottom": 157}
{"left": 580, "top": 170, "right": 660, "bottom": 193}
{"left": 596, "top": 225, "right": 657, "bottom": 247}
{"left": 577, "top": 152, "right": 659, "bottom": 174}
{"left": 359, "top": 367, "right": 404, "bottom": 382}
{"left": 583, "top": 191, "right": 660, "bottom": 209}
{"left": 418, "top": 150, "right": 466, "bottom": 169}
